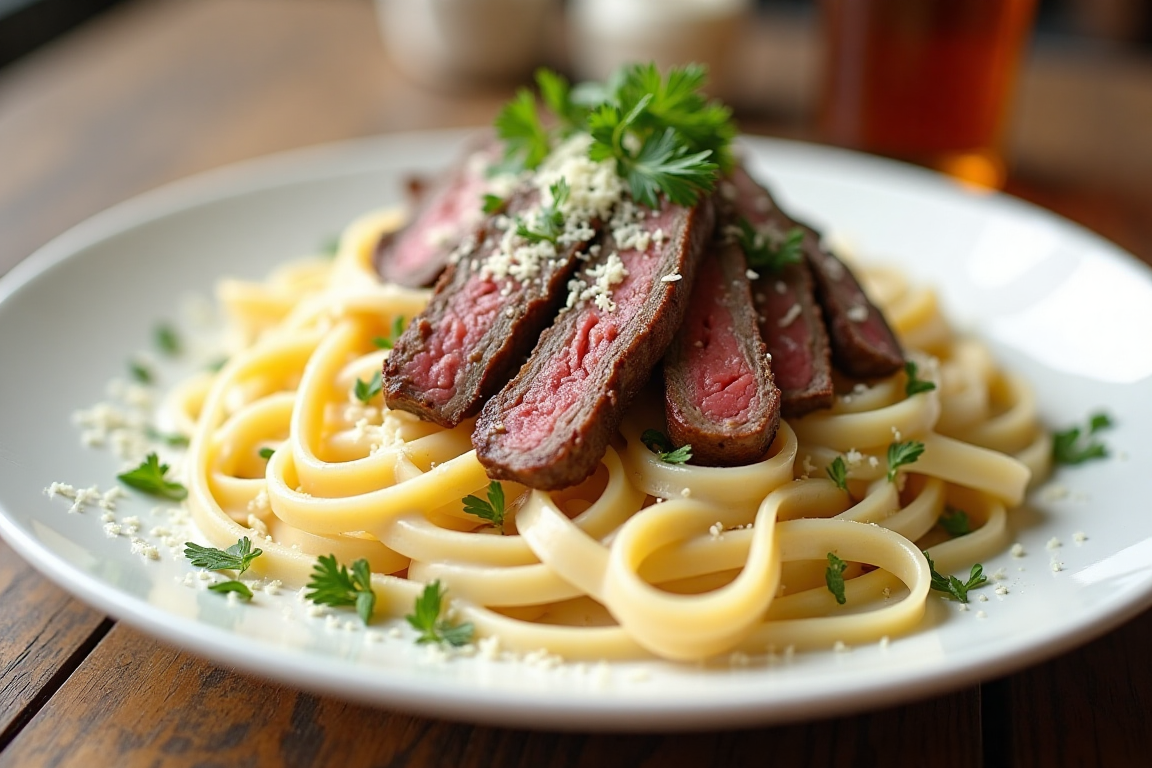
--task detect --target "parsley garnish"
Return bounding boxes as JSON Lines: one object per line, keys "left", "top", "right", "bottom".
{"left": 515, "top": 178, "right": 569, "bottom": 245}
{"left": 736, "top": 219, "right": 804, "bottom": 273}
{"left": 118, "top": 452, "right": 187, "bottom": 500}
{"left": 155, "top": 323, "right": 181, "bottom": 356}
{"left": 826, "top": 456, "right": 849, "bottom": 492}
{"left": 353, "top": 370, "right": 383, "bottom": 404}
{"left": 924, "top": 551, "right": 986, "bottom": 603}
{"left": 406, "top": 580, "right": 475, "bottom": 646}
{"left": 1052, "top": 412, "right": 1113, "bottom": 465}
{"left": 939, "top": 507, "right": 971, "bottom": 537}
{"left": 320, "top": 235, "right": 340, "bottom": 257}
{"left": 904, "top": 360, "right": 937, "bottom": 397}
{"left": 185, "top": 537, "right": 263, "bottom": 572}
{"left": 640, "top": 429, "right": 693, "bottom": 464}
{"left": 462, "top": 482, "right": 507, "bottom": 533}
{"left": 886, "top": 440, "right": 925, "bottom": 483}
{"left": 494, "top": 63, "right": 735, "bottom": 207}
{"left": 305, "top": 554, "right": 376, "bottom": 625}
{"left": 481, "top": 193, "right": 505, "bottom": 215}
{"left": 825, "top": 552, "right": 848, "bottom": 605}
{"left": 128, "top": 360, "right": 153, "bottom": 385}
{"left": 184, "top": 537, "right": 264, "bottom": 602}
{"left": 206, "top": 356, "right": 228, "bottom": 373}
{"left": 145, "top": 426, "right": 189, "bottom": 448}
{"left": 258, "top": 447, "right": 275, "bottom": 460}
{"left": 494, "top": 87, "right": 551, "bottom": 172}
{"left": 372, "top": 316, "right": 406, "bottom": 350}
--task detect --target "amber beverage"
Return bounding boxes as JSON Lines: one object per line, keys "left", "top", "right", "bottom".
{"left": 818, "top": 0, "right": 1037, "bottom": 188}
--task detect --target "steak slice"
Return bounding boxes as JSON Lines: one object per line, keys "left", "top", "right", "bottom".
{"left": 374, "top": 141, "right": 504, "bottom": 288}
{"left": 798, "top": 224, "right": 904, "bottom": 378}
{"left": 474, "top": 196, "right": 716, "bottom": 490}
{"left": 383, "top": 187, "right": 595, "bottom": 427}
{"left": 663, "top": 236, "right": 781, "bottom": 466}
{"left": 726, "top": 166, "right": 834, "bottom": 416}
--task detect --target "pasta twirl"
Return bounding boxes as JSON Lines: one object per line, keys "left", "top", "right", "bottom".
{"left": 170, "top": 207, "right": 1044, "bottom": 662}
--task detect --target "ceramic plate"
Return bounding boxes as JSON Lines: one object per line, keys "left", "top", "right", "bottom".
{"left": 2, "top": 131, "right": 1151, "bottom": 731}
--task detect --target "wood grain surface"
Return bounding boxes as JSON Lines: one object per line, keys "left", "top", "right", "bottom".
{"left": 0, "top": 0, "right": 1150, "bottom": 765}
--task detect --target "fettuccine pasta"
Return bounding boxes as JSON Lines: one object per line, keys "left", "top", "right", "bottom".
{"left": 168, "top": 207, "right": 1047, "bottom": 662}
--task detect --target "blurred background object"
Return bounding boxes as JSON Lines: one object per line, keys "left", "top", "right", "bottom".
{"left": 816, "top": 0, "right": 1038, "bottom": 189}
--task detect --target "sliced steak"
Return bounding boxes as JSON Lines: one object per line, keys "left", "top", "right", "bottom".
{"left": 727, "top": 164, "right": 903, "bottom": 380}
{"left": 663, "top": 237, "right": 780, "bottom": 466}
{"left": 474, "top": 196, "right": 716, "bottom": 490}
{"left": 725, "top": 166, "right": 834, "bottom": 416}
{"left": 798, "top": 224, "right": 904, "bottom": 378}
{"left": 374, "top": 141, "right": 503, "bottom": 288}
{"left": 383, "top": 187, "right": 595, "bottom": 427}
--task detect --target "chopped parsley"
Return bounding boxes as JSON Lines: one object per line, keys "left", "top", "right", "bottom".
{"left": 128, "top": 360, "right": 153, "bottom": 385}
{"left": 145, "top": 426, "right": 190, "bottom": 448}
{"left": 320, "top": 235, "right": 340, "bottom": 257}
{"left": 904, "top": 360, "right": 937, "bottom": 397}
{"left": 825, "top": 552, "right": 848, "bottom": 605}
{"left": 886, "top": 440, "right": 925, "bottom": 483}
{"left": 305, "top": 554, "right": 376, "bottom": 625}
{"left": 184, "top": 536, "right": 264, "bottom": 601}
{"left": 736, "top": 219, "right": 804, "bottom": 273}
{"left": 939, "top": 506, "right": 971, "bottom": 537}
{"left": 640, "top": 429, "right": 693, "bottom": 464}
{"left": 481, "top": 193, "right": 506, "bottom": 215}
{"left": 515, "top": 179, "right": 569, "bottom": 245}
{"left": 258, "top": 447, "right": 275, "bottom": 460}
{"left": 1052, "top": 411, "right": 1113, "bottom": 465}
{"left": 924, "top": 551, "right": 986, "bottom": 603}
{"left": 353, "top": 370, "right": 383, "bottom": 404}
{"left": 406, "top": 580, "right": 474, "bottom": 646}
{"left": 826, "top": 456, "right": 849, "bottom": 492}
{"left": 462, "top": 481, "right": 508, "bottom": 534}
{"left": 372, "top": 316, "right": 407, "bottom": 350}
{"left": 117, "top": 452, "right": 187, "bottom": 500}
{"left": 154, "top": 323, "right": 181, "bottom": 356}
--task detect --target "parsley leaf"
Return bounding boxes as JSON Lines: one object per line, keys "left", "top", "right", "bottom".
{"left": 886, "top": 440, "right": 925, "bottom": 483}
{"left": 535, "top": 68, "right": 587, "bottom": 134}
{"left": 481, "top": 194, "right": 505, "bottom": 215}
{"left": 1052, "top": 411, "right": 1113, "bottom": 465}
{"left": 736, "top": 219, "right": 804, "bottom": 273}
{"left": 494, "top": 87, "right": 550, "bottom": 172}
{"left": 354, "top": 370, "right": 383, "bottom": 404}
{"left": 184, "top": 537, "right": 263, "bottom": 574}
{"left": 320, "top": 235, "right": 340, "bottom": 257}
{"left": 372, "top": 316, "right": 406, "bottom": 350}
{"left": 825, "top": 552, "right": 848, "bottom": 605}
{"left": 258, "top": 447, "right": 275, "bottom": 460}
{"left": 118, "top": 452, "right": 187, "bottom": 500}
{"left": 826, "top": 456, "right": 849, "bottom": 492}
{"left": 939, "top": 506, "right": 971, "bottom": 537}
{"left": 128, "top": 360, "right": 153, "bottom": 385}
{"left": 207, "top": 580, "right": 253, "bottom": 600}
{"left": 924, "top": 551, "right": 986, "bottom": 603}
{"left": 640, "top": 429, "right": 693, "bottom": 464}
{"left": 145, "top": 426, "right": 190, "bottom": 448}
{"left": 155, "top": 323, "right": 181, "bottom": 356}
{"left": 515, "top": 178, "right": 569, "bottom": 245}
{"left": 904, "top": 360, "right": 937, "bottom": 397}
{"left": 406, "top": 580, "right": 475, "bottom": 646}
{"left": 462, "top": 481, "right": 507, "bottom": 533}
{"left": 305, "top": 554, "right": 376, "bottom": 625}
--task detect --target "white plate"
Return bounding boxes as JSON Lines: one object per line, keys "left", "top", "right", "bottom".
{"left": 2, "top": 130, "right": 1151, "bottom": 731}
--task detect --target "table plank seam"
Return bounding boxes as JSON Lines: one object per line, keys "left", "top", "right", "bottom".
{"left": 0, "top": 617, "right": 114, "bottom": 754}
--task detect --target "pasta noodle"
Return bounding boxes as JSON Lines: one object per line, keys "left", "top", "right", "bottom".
{"left": 169, "top": 205, "right": 1048, "bottom": 662}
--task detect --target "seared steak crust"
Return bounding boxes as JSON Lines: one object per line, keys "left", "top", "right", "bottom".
{"left": 474, "top": 196, "right": 716, "bottom": 490}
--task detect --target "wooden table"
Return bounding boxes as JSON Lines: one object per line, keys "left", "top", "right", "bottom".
{"left": 2, "top": 2, "right": 1151, "bottom": 765}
